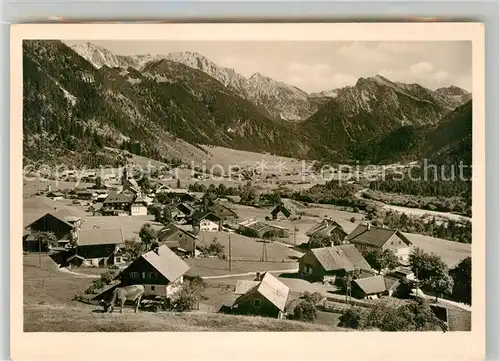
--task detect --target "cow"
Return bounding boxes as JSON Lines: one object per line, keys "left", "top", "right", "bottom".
{"left": 103, "top": 285, "right": 145, "bottom": 314}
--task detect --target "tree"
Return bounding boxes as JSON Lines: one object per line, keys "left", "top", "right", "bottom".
{"left": 450, "top": 257, "right": 472, "bottom": 305}
{"left": 68, "top": 230, "right": 78, "bottom": 248}
{"left": 293, "top": 300, "right": 317, "bottom": 322}
{"left": 339, "top": 307, "right": 367, "bottom": 329}
{"left": 409, "top": 247, "right": 454, "bottom": 300}
{"left": 95, "top": 176, "right": 103, "bottom": 189}
{"left": 364, "top": 249, "right": 399, "bottom": 273}
{"left": 216, "top": 183, "right": 227, "bottom": 197}
{"left": 171, "top": 281, "right": 203, "bottom": 312}
{"left": 33, "top": 231, "right": 58, "bottom": 251}
{"left": 139, "top": 223, "right": 157, "bottom": 251}
{"left": 309, "top": 232, "right": 342, "bottom": 249}
{"left": 138, "top": 175, "right": 151, "bottom": 191}
{"left": 161, "top": 206, "right": 173, "bottom": 227}
{"left": 199, "top": 237, "right": 225, "bottom": 258}
{"left": 123, "top": 239, "right": 144, "bottom": 260}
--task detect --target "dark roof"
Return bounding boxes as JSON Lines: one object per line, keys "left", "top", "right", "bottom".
{"left": 27, "top": 209, "right": 81, "bottom": 229}
{"left": 271, "top": 204, "right": 291, "bottom": 217}
{"left": 74, "top": 243, "right": 118, "bottom": 259}
{"left": 77, "top": 228, "right": 124, "bottom": 246}
{"left": 346, "top": 224, "right": 412, "bottom": 248}
{"left": 305, "top": 219, "right": 346, "bottom": 237}
{"left": 157, "top": 226, "right": 197, "bottom": 242}
{"left": 209, "top": 204, "right": 237, "bottom": 217}
{"left": 140, "top": 245, "right": 190, "bottom": 282}
{"left": 103, "top": 191, "right": 136, "bottom": 204}
{"left": 191, "top": 210, "right": 221, "bottom": 222}
{"left": 306, "top": 244, "right": 372, "bottom": 272}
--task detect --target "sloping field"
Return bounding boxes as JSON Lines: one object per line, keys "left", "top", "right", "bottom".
{"left": 24, "top": 304, "right": 347, "bottom": 332}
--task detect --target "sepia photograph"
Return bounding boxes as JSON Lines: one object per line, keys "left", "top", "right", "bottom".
{"left": 10, "top": 22, "right": 485, "bottom": 361}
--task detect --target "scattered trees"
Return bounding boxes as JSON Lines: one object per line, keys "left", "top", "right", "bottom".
{"left": 409, "top": 247, "right": 454, "bottom": 300}
{"left": 199, "top": 237, "right": 225, "bottom": 259}
{"left": 308, "top": 232, "right": 342, "bottom": 249}
{"left": 339, "top": 298, "right": 444, "bottom": 331}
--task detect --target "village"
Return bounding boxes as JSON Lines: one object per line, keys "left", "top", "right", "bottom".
{"left": 23, "top": 157, "right": 472, "bottom": 332}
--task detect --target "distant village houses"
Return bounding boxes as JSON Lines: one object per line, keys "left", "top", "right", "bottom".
{"left": 346, "top": 223, "right": 413, "bottom": 264}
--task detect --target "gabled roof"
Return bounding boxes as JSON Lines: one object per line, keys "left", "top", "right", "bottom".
{"left": 209, "top": 203, "right": 237, "bottom": 217}
{"left": 157, "top": 226, "right": 197, "bottom": 241}
{"left": 235, "top": 280, "right": 260, "bottom": 295}
{"left": 271, "top": 204, "right": 292, "bottom": 217}
{"left": 234, "top": 272, "right": 289, "bottom": 312}
{"left": 192, "top": 210, "right": 222, "bottom": 222}
{"left": 77, "top": 228, "right": 124, "bottom": 246}
{"left": 353, "top": 275, "right": 400, "bottom": 295}
{"left": 353, "top": 275, "right": 387, "bottom": 295}
{"left": 103, "top": 191, "right": 136, "bottom": 204}
{"left": 346, "top": 224, "right": 412, "bottom": 248}
{"left": 305, "top": 219, "right": 346, "bottom": 237}
{"left": 140, "top": 245, "right": 190, "bottom": 282}
{"left": 307, "top": 244, "right": 372, "bottom": 272}
{"left": 26, "top": 209, "right": 81, "bottom": 229}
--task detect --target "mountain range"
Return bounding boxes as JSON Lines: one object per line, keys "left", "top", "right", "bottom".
{"left": 23, "top": 40, "right": 472, "bottom": 167}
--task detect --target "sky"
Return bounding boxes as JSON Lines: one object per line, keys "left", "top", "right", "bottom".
{"left": 64, "top": 40, "right": 472, "bottom": 93}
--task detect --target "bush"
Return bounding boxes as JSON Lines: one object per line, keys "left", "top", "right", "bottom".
{"left": 350, "top": 217, "right": 356, "bottom": 223}
{"left": 171, "top": 283, "right": 200, "bottom": 312}
{"left": 293, "top": 300, "right": 317, "bottom": 322}
{"left": 300, "top": 291, "right": 323, "bottom": 304}
{"left": 339, "top": 307, "right": 367, "bottom": 329}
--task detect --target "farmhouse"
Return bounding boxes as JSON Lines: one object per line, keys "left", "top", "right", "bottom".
{"left": 191, "top": 210, "right": 222, "bottom": 232}
{"left": 238, "top": 219, "right": 290, "bottom": 238}
{"left": 101, "top": 191, "right": 136, "bottom": 216}
{"left": 305, "top": 219, "right": 348, "bottom": 242}
{"left": 232, "top": 272, "right": 289, "bottom": 319}
{"left": 157, "top": 226, "right": 197, "bottom": 256}
{"left": 66, "top": 228, "right": 125, "bottom": 268}
{"left": 209, "top": 203, "right": 238, "bottom": 223}
{"left": 25, "top": 209, "right": 82, "bottom": 248}
{"left": 173, "top": 202, "right": 195, "bottom": 221}
{"left": 346, "top": 224, "right": 413, "bottom": 264}
{"left": 299, "top": 244, "right": 373, "bottom": 282}
{"left": 118, "top": 245, "right": 190, "bottom": 298}
{"left": 270, "top": 200, "right": 297, "bottom": 220}
{"left": 351, "top": 275, "right": 401, "bottom": 300}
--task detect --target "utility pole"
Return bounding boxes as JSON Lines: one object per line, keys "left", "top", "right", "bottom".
{"left": 38, "top": 235, "right": 42, "bottom": 268}
{"left": 228, "top": 235, "right": 232, "bottom": 271}
{"left": 261, "top": 239, "right": 268, "bottom": 262}
{"left": 293, "top": 223, "right": 296, "bottom": 247}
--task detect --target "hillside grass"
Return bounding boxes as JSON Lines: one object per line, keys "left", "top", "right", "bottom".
{"left": 24, "top": 304, "right": 347, "bottom": 332}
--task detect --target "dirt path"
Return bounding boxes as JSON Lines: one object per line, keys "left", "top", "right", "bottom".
{"left": 58, "top": 267, "right": 100, "bottom": 279}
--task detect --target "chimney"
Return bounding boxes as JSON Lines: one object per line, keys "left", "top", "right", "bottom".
{"left": 330, "top": 241, "right": 334, "bottom": 248}
{"left": 256, "top": 271, "right": 261, "bottom": 281}
{"left": 367, "top": 223, "right": 371, "bottom": 231}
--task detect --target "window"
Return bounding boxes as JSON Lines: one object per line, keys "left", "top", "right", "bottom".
{"left": 151, "top": 286, "right": 155, "bottom": 291}
{"left": 142, "top": 272, "right": 146, "bottom": 279}
{"left": 254, "top": 299, "right": 261, "bottom": 308}
{"left": 130, "top": 272, "right": 139, "bottom": 279}
{"left": 116, "top": 257, "right": 122, "bottom": 263}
